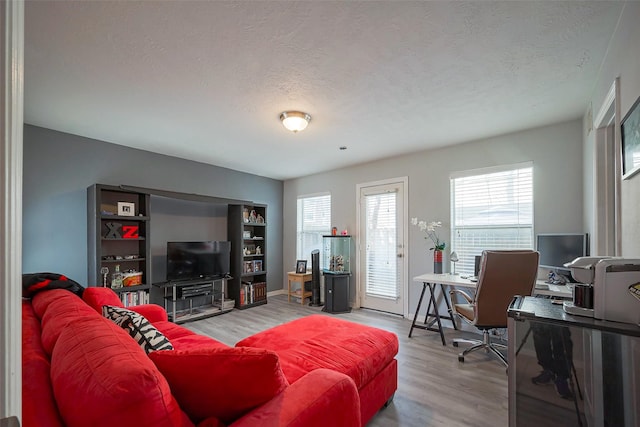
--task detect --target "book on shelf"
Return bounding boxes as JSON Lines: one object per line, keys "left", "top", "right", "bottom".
{"left": 240, "top": 281, "right": 267, "bottom": 305}
{"left": 119, "top": 289, "right": 149, "bottom": 307}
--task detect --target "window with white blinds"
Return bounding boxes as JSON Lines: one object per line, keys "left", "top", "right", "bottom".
{"left": 296, "top": 194, "right": 331, "bottom": 268}
{"left": 450, "top": 163, "right": 534, "bottom": 275}
{"left": 365, "top": 191, "right": 399, "bottom": 299}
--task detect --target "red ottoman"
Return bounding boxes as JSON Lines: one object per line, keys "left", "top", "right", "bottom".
{"left": 236, "top": 314, "right": 398, "bottom": 426}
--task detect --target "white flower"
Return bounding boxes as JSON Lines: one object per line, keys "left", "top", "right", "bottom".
{"left": 426, "top": 221, "right": 441, "bottom": 232}
{"left": 411, "top": 217, "right": 446, "bottom": 251}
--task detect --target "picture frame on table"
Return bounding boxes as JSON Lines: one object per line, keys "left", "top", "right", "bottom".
{"left": 621, "top": 94, "right": 640, "bottom": 180}
{"left": 296, "top": 260, "right": 307, "bottom": 274}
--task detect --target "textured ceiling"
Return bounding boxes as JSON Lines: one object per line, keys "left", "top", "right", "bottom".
{"left": 24, "top": 1, "right": 624, "bottom": 180}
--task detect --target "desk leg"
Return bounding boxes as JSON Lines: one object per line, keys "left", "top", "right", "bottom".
{"left": 288, "top": 279, "right": 291, "bottom": 303}
{"left": 427, "top": 284, "right": 446, "bottom": 346}
{"left": 409, "top": 282, "right": 447, "bottom": 346}
{"left": 442, "top": 283, "right": 458, "bottom": 331}
{"left": 409, "top": 283, "right": 427, "bottom": 338}
{"left": 423, "top": 284, "right": 435, "bottom": 325}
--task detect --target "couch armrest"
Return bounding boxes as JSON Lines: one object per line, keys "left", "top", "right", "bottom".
{"left": 228, "top": 368, "right": 360, "bottom": 427}
{"left": 129, "top": 304, "right": 168, "bottom": 323}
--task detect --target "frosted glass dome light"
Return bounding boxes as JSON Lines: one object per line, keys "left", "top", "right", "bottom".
{"left": 280, "top": 111, "right": 311, "bottom": 132}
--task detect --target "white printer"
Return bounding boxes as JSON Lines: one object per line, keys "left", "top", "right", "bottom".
{"left": 566, "top": 257, "right": 640, "bottom": 325}
{"left": 593, "top": 258, "right": 640, "bottom": 324}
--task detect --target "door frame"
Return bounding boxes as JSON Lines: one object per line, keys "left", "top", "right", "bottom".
{"left": 355, "top": 176, "right": 408, "bottom": 317}
{"left": 1, "top": 0, "right": 24, "bottom": 420}
{"left": 592, "top": 77, "right": 621, "bottom": 256}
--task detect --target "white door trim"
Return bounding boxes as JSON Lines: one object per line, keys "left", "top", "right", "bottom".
{"left": 593, "top": 77, "right": 622, "bottom": 256}
{"left": 355, "top": 177, "right": 408, "bottom": 317}
{"left": 1, "top": 0, "right": 24, "bottom": 420}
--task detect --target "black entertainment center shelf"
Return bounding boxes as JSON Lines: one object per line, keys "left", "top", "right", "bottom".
{"left": 242, "top": 271, "right": 265, "bottom": 278}
{"left": 100, "top": 215, "right": 150, "bottom": 221}
{"left": 153, "top": 277, "right": 234, "bottom": 324}
{"left": 101, "top": 237, "right": 146, "bottom": 241}
{"left": 110, "top": 284, "right": 151, "bottom": 293}
{"left": 236, "top": 299, "right": 267, "bottom": 310}
{"left": 170, "top": 305, "right": 234, "bottom": 324}
{"left": 101, "top": 258, "right": 146, "bottom": 263}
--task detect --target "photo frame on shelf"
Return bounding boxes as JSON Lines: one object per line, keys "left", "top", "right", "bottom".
{"left": 117, "top": 201, "right": 135, "bottom": 216}
{"left": 243, "top": 230, "right": 251, "bottom": 239}
{"left": 253, "top": 260, "right": 263, "bottom": 272}
{"left": 296, "top": 260, "right": 307, "bottom": 274}
{"left": 622, "top": 94, "right": 640, "bottom": 180}
{"left": 243, "top": 260, "right": 254, "bottom": 274}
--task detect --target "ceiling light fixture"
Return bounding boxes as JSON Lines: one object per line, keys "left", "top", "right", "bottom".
{"left": 280, "top": 111, "right": 311, "bottom": 133}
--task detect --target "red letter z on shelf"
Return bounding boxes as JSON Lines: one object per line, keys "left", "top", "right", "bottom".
{"left": 122, "top": 225, "right": 139, "bottom": 239}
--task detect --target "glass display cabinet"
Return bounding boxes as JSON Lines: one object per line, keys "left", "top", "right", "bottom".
{"left": 322, "top": 235, "right": 352, "bottom": 313}
{"left": 322, "top": 235, "right": 351, "bottom": 274}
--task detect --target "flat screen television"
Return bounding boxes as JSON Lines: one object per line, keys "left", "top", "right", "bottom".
{"left": 166, "top": 241, "right": 231, "bottom": 281}
{"left": 536, "top": 233, "right": 589, "bottom": 272}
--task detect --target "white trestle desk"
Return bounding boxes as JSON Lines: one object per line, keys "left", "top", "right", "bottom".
{"left": 410, "top": 273, "right": 573, "bottom": 346}
{"left": 410, "top": 273, "right": 477, "bottom": 345}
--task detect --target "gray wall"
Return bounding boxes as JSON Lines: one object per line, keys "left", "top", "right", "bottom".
{"left": 585, "top": 1, "right": 640, "bottom": 257}
{"left": 23, "top": 125, "right": 284, "bottom": 292}
{"left": 283, "top": 119, "right": 584, "bottom": 316}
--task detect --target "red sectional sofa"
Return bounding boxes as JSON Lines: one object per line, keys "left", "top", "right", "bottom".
{"left": 22, "top": 287, "right": 398, "bottom": 427}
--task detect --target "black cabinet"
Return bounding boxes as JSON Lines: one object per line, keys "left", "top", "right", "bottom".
{"left": 227, "top": 204, "right": 267, "bottom": 309}
{"left": 87, "top": 184, "right": 151, "bottom": 306}
{"left": 323, "top": 273, "right": 351, "bottom": 313}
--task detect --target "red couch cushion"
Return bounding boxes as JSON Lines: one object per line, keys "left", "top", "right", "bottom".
{"left": 49, "top": 312, "right": 192, "bottom": 427}
{"left": 22, "top": 300, "right": 64, "bottom": 427}
{"left": 149, "top": 346, "right": 289, "bottom": 425}
{"left": 170, "top": 333, "right": 229, "bottom": 350}
{"left": 236, "top": 314, "right": 399, "bottom": 388}
{"left": 82, "top": 286, "right": 124, "bottom": 311}
{"left": 32, "top": 289, "right": 100, "bottom": 355}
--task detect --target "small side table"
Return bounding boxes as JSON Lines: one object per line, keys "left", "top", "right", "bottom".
{"left": 287, "top": 271, "right": 312, "bottom": 305}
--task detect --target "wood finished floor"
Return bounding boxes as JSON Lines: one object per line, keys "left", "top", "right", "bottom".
{"left": 185, "top": 295, "right": 508, "bottom": 427}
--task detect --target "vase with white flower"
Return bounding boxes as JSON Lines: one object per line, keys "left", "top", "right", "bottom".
{"left": 411, "top": 218, "right": 446, "bottom": 273}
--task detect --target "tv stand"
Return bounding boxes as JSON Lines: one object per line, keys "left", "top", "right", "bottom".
{"left": 153, "top": 277, "right": 234, "bottom": 324}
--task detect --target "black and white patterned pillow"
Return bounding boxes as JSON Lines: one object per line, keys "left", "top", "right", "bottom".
{"left": 102, "top": 305, "right": 173, "bottom": 354}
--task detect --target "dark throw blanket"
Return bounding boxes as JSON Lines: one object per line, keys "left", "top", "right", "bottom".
{"left": 22, "top": 272, "right": 84, "bottom": 299}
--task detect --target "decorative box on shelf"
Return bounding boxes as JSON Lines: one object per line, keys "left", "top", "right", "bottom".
{"left": 122, "top": 271, "right": 143, "bottom": 287}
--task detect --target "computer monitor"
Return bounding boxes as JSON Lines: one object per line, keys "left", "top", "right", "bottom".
{"left": 536, "top": 233, "right": 589, "bottom": 273}
{"left": 474, "top": 255, "right": 482, "bottom": 277}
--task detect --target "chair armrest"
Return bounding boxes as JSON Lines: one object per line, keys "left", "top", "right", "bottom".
{"left": 449, "top": 288, "right": 474, "bottom": 304}
{"left": 129, "top": 304, "right": 168, "bottom": 323}
{"left": 228, "top": 368, "right": 360, "bottom": 427}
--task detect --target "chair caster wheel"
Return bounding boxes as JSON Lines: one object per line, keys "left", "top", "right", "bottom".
{"left": 452, "top": 341, "right": 459, "bottom": 347}
{"left": 458, "top": 355, "right": 465, "bottom": 362}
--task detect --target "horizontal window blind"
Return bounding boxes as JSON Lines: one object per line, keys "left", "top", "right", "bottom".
{"left": 365, "top": 191, "right": 399, "bottom": 299}
{"left": 451, "top": 165, "right": 533, "bottom": 275}
{"left": 297, "top": 194, "right": 331, "bottom": 268}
